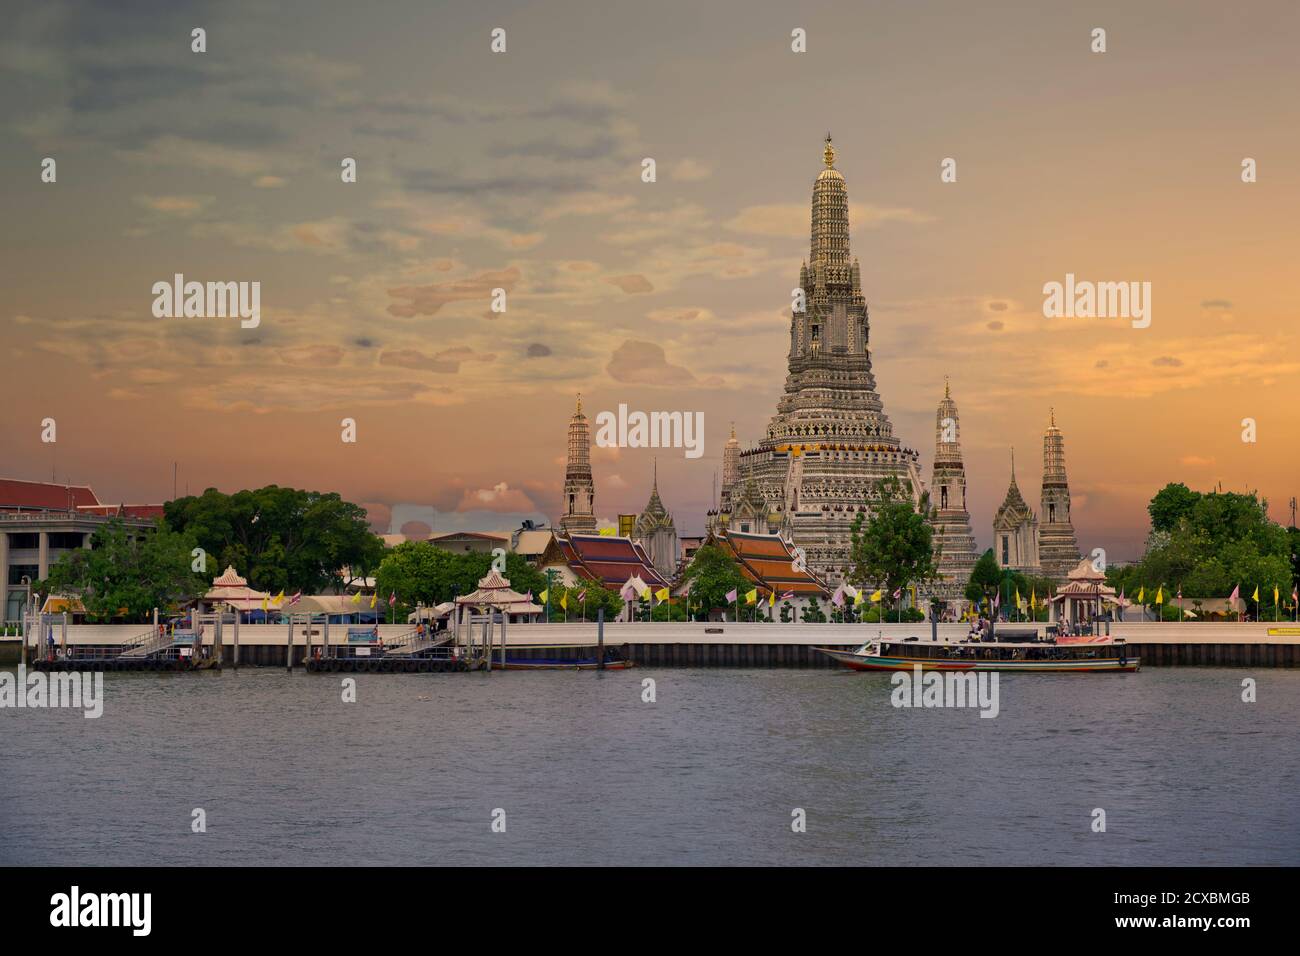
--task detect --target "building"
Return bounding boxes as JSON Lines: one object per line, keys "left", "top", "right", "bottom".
{"left": 1038, "top": 409, "right": 1081, "bottom": 581}
{"left": 928, "top": 379, "right": 978, "bottom": 600}
{"left": 993, "top": 451, "right": 1040, "bottom": 574}
{"left": 559, "top": 393, "right": 597, "bottom": 533}
{"left": 510, "top": 525, "right": 555, "bottom": 565}
{"left": 429, "top": 531, "right": 509, "bottom": 555}
{"left": 720, "top": 136, "right": 923, "bottom": 583}
{"left": 708, "top": 528, "right": 830, "bottom": 616}
{"left": 543, "top": 533, "right": 669, "bottom": 594}
{"left": 0, "top": 477, "right": 164, "bottom": 624}
{"left": 631, "top": 462, "right": 679, "bottom": 581}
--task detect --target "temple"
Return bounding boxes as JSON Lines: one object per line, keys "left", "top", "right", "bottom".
{"left": 559, "top": 393, "right": 596, "bottom": 533}
{"left": 994, "top": 449, "right": 1040, "bottom": 574}
{"left": 632, "top": 460, "right": 680, "bottom": 580}
{"left": 1037, "top": 409, "right": 1081, "bottom": 580}
{"left": 713, "top": 135, "right": 923, "bottom": 583}
{"left": 929, "top": 379, "right": 978, "bottom": 599}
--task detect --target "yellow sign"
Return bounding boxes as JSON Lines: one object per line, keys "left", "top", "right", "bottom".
{"left": 618, "top": 514, "right": 636, "bottom": 537}
{"left": 1267, "top": 627, "right": 1300, "bottom": 636}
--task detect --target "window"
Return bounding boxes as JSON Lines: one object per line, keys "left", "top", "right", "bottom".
{"left": 1001, "top": 536, "right": 1009, "bottom": 565}
{"left": 1049, "top": 503, "right": 1056, "bottom": 523}
{"left": 940, "top": 486, "right": 948, "bottom": 509}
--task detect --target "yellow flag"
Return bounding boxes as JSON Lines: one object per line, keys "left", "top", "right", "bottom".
{"left": 262, "top": 595, "right": 268, "bottom": 612}
{"left": 539, "top": 589, "right": 549, "bottom": 605}
{"left": 1274, "top": 586, "right": 1280, "bottom": 604}
{"left": 598, "top": 527, "right": 616, "bottom": 536}
{"left": 655, "top": 587, "right": 670, "bottom": 602}
{"left": 769, "top": 590, "right": 776, "bottom": 607}
{"left": 1015, "top": 587, "right": 1021, "bottom": 609}
{"left": 1137, "top": 586, "right": 1144, "bottom": 603}
{"left": 853, "top": 589, "right": 863, "bottom": 606}
{"left": 273, "top": 589, "right": 284, "bottom": 606}
{"left": 1252, "top": 585, "right": 1260, "bottom": 602}
{"left": 745, "top": 588, "right": 757, "bottom": 605}
{"left": 1030, "top": 588, "right": 1036, "bottom": 610}
{"left": 370, "top": 592, "right": 377, "bottom": 609}
{"left": 1156, "top": 586, "right": 1163, "bottom": 605}
{"left": 870, "top": 589, "right": 882, "bottom": 603}
{"left": 351, "top": 591, "right": 361, "bottom": 605}
{"left": 560, "top": 592, "right": 568, "bottom": 611}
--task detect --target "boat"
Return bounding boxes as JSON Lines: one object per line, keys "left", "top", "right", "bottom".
{"left": 814, "top": 637, "right": 1139, "bottom": 673}
{"left": 501, "top": 657, "right": 635, "bottom": 671}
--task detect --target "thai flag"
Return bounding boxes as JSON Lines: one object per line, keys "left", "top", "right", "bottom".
{"left": 620, "top": 580, "right": 638, "bottom": 601}
{"left": 288, "top": 590, "right": 302, "bottom": 606}
{"left": 577, "top": 589, "right": 587, "bottom": 603}
{"left": 781, "top": 590, "right": 794, "bottom": 601}
{"left": 831, "top": 587, "right": 845, "bottom": 607}
{"left": 388, "top": 591, "right": 396, "bottom": 607}
{"left": 892, "top": 587, "right": 902, "bottom": 600}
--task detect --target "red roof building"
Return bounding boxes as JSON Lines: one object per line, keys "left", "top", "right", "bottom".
{"left": 710, "top": 529, "right": 830, "bottom": 599}
{"left": 548, "top": 533, "right": 670, "bottom": 591}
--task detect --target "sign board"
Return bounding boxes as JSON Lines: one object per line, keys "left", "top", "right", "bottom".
{"left": 179, "top": 647, "right": 193, "bottom": 657}
{"left": 618, "top": 514, "right": 636, "bottom": 538}
{"left": 355, "top": 647, "right": 371, "bottom": 657}
{"left": 1267, "top": 627, "right": 1300, "bottom": 636}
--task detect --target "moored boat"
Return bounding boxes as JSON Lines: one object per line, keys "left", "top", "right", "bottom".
{"left": 501, "top": 657, "right": 635, "bottom": 671}
{"left": 815, "top": 637, "right": 1139, "bottom": 673}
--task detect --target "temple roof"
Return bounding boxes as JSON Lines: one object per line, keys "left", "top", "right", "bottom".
{"left": 711, "top": 529, "right": 829, "bottom": 597}
{"left": 554, "top": 533, "right": 669, "bottom": 591}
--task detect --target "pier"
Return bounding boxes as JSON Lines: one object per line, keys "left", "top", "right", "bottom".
{"left": 4, "top": 619, "right": 1299, "bottom": 669}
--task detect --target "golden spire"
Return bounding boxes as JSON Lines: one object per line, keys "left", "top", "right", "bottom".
{"left": 729, "top": 421, "right": 736, "bottom": 440}
{"left": 1049, "top": 406, "right": 1056, "bottom": 428}
{"left": 575, "top": 391, "right": 582, "bottom": 414}
{"left": 823, "top": 132, "right": 835, "bottom": 168}
{"left": 944, "top": 376, "right": 950, "bottom": 400}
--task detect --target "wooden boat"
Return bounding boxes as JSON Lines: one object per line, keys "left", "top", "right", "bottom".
{"left": 814, "top": 638, "right": 1139, "bottom": 673}
{"left": 501, "top": 657, "right": 635, "bottom": 671}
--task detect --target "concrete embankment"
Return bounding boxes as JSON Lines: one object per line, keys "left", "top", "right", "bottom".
{"left": 4, "top": 621, "right": 1298, "bottom": 668}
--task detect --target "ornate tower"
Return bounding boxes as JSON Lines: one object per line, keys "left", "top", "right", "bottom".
{"left": 738, "top": 135, "right": 922, "bottom": 583}
{"left": 720, "top": 422, "right": 740, "bottom": 510}
{"left": 929, "top": 378, "right": 978, "bottom": 596}
{"left": 560, "top": 393, "right": 597, "bottom": 533}
{"left": 633, "top": 460, "right": 679, "bottom": 580}
{"left": 994, "top": 449, "right": 1040, "bottom": 573}
{"left": 1038, "top": 408, "right": 1080, "bottom": 581}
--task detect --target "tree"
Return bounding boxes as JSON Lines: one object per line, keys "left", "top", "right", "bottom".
{"left": 681, "top": 544, "right": 748, "bottom": 617}
{"left": 165, "top": 485, "right": 384, "bottom": 594}
{"left": 42, "top": 520, "right": 207, "bottom": 622}
{"left": 965, "top": 549, "right": 1001, "bottom": 605}
{"left": 1148, "top": 482, "right": 1201, "bottom": 533}
{"left": 847, "top": 476, "right": 936, "bottom": 615}
{"left": 374, "top": 544, "right": 549, "bottom": 616}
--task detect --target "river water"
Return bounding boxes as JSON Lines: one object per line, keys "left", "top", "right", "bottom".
{"left": 2, "top": 666, "right": 1297, "bottom": 865}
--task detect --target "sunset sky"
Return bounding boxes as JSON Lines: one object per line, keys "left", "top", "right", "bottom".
{"left": 3, "top": 0, "right": 1298, "bottom": 561}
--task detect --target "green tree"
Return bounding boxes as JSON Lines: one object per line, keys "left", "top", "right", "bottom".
{"left": 965, "top": 549, "right": 1001, "bottom": 606}
{"left": 681, "top": 544, "right": 748, "bottom": 618}
{"left": 1148, "top": 482, "right": 1201, "bottom": 533}
{"left": 165, "top": 485, "right": 384, "bottom": 593}
{"left": 43, "top": 520, "right": 206, "bottom": 622}
{"left": 848, "top": 476, "right": 936, "bottom": 617}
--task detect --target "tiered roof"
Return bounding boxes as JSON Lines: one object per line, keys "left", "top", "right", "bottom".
{"left": 554, "top": 533, "right": 669, "bottom": 591}
{"left": 712, "top": 530, "right": 830, "bottom": 598}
